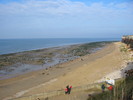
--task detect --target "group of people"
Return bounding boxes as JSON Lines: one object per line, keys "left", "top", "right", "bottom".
{"left": 65, "top": 85, "right": 72, "bottom": 94}
{"left": 101, "top": 77, "right": 115, "bottom": 92}
{"left": 101, "top": 83, "right": 114, "bottom": 92}
{"left": 64, "top": 78, "right": 114, "bottom": 95}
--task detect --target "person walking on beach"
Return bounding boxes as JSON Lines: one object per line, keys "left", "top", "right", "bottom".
{"left": 65, "top": 85, "right": 69, "bottom": 94}
{"left": 65, "top": 87, "right": 68, "bottom": 94}
{"left": 68, "top": 85, "right": 72, "bottom": 94}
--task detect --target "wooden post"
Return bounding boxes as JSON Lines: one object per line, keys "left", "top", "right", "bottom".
{"left": 122, "top": 88, "right": 124, "bottom": 100}
{"left": 113, "top": 85, "right": 115, "bottom": 100}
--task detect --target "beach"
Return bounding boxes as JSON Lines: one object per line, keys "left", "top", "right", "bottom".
{"left": 0, "top": 0, "right": 132, "bottom": 99}
{"left": 0, "top": 42, "right": 131, "bottom": 100}
{"left": 0, "top": 41, "right": 109, "bottom": 80}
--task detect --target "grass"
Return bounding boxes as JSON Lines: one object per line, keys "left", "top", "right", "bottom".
{"left": 120, "top": 44, "right": 128, "bottom": 52}
{"left": 87, "top": 76, "right": 133, "bottom": 100}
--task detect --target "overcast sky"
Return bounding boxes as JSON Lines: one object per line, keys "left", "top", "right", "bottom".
{"left": 0, "top": 0, "right": 133, "bottom": 39}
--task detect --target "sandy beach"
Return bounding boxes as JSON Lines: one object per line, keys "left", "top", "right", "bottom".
{"left": 0, "top": 42, "right": 132, "bottom": 100}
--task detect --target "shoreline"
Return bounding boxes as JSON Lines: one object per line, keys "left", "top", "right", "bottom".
{"left": 0, "top": 38, "right": 120, "bottom": 55}
{"left": 0, "top": 41, "right": 112, "bottom": 80}
{"left": 0, "top": 42, "right": 129, "bottom": 100}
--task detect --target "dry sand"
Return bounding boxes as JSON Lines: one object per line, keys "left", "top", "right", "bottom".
{"left": 0, "top": 42, "right": 131, "bottom": 100}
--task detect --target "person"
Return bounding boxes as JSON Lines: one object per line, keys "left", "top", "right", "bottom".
{"left": 65, "top": 85, "right": 69, "bottom": 94}
{"left": 65, "top": 87, "right": 68, "bottom": 94}
{"left": 108, "top": 85, "right": 113, "bottom": 91}
{"left": 68, "top": 85, "right": 72, "bottom": 94}
{"left": 101, "top": 84, "right": 105, "bottom": 92}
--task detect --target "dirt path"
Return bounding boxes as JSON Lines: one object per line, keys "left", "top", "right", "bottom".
{"left": 0, "top": 42, "right": 124, "bottom": 100}
{"left": 46, "top": 91, "right": 90, "bottom": 100}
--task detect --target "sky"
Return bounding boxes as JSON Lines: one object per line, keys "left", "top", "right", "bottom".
{"left": 0, "top": 0, "right": 133, "bottom": 39}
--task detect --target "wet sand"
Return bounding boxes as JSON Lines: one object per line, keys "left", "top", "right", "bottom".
{"left": 0, "top": 42, "right": 107, "bottom": 80}
{"left": 0, "top": 42, "right": 128, "bottom": 100}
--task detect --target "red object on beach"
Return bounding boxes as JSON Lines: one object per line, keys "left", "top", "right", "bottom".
{"left": 108, "top": 86, "right": 113, "bottom": 90}
{"left": 70, "top": 86, "right": 72, "bottom": 88}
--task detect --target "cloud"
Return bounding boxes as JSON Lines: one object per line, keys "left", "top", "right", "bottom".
{"left": 0, "top": 0, "right": 132, "bottom": 17}
{"left": 0, "top": 0, "right": 132, "bottom": 31}
{"left": 0, "top": 0, "right": 133, "bottom": 24}
{"left": 0, "top": 0, "right": 133, "bottom": 38}
{"left": 0, "top": 0, "right": 133, "bottom": 19}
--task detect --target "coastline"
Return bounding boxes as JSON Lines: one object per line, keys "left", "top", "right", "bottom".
{"left": 0, "top": 38, "right": 120, "bottom": 55}
{"left": 0, "top": 41, "right": 129, "bottom": 100}
{"left": 0, "top": 41, "right": 112, "bottom": 80}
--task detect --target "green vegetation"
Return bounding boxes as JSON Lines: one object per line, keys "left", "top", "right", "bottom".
{"left": 120, "top": 45, "right": 128, "bottom": 52}
{"left": 0, "top": 49, "right": 54, "bottom": 69}
{"left": 69, "top": 41, "right": 112, "bottom": 56}
{"left": 87, "top": 73, "right": 133, "bottom": 100}
{"left": 0, "top": 41, "right": 113, "bottom": 69}
{"left": 130, "top": 44, "right": 133, "bottom": 49}
{"left": 122, "top": 35, "right": 133, "bottom": 50}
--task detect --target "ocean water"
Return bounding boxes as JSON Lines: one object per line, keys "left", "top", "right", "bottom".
{"left": 0, "top": 38, "right": 120, "bottom": 55}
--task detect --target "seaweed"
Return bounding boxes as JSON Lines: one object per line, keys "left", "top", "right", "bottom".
{"left": 0, "top": 41, "right": 113, "bottom": 69}
{"left": 69, "top": 41, "right": 112, "bottom": 56}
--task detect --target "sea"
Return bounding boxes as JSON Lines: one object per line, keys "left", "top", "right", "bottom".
{"left": 0, "top": 38, "right": 121, "bottom": 55}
